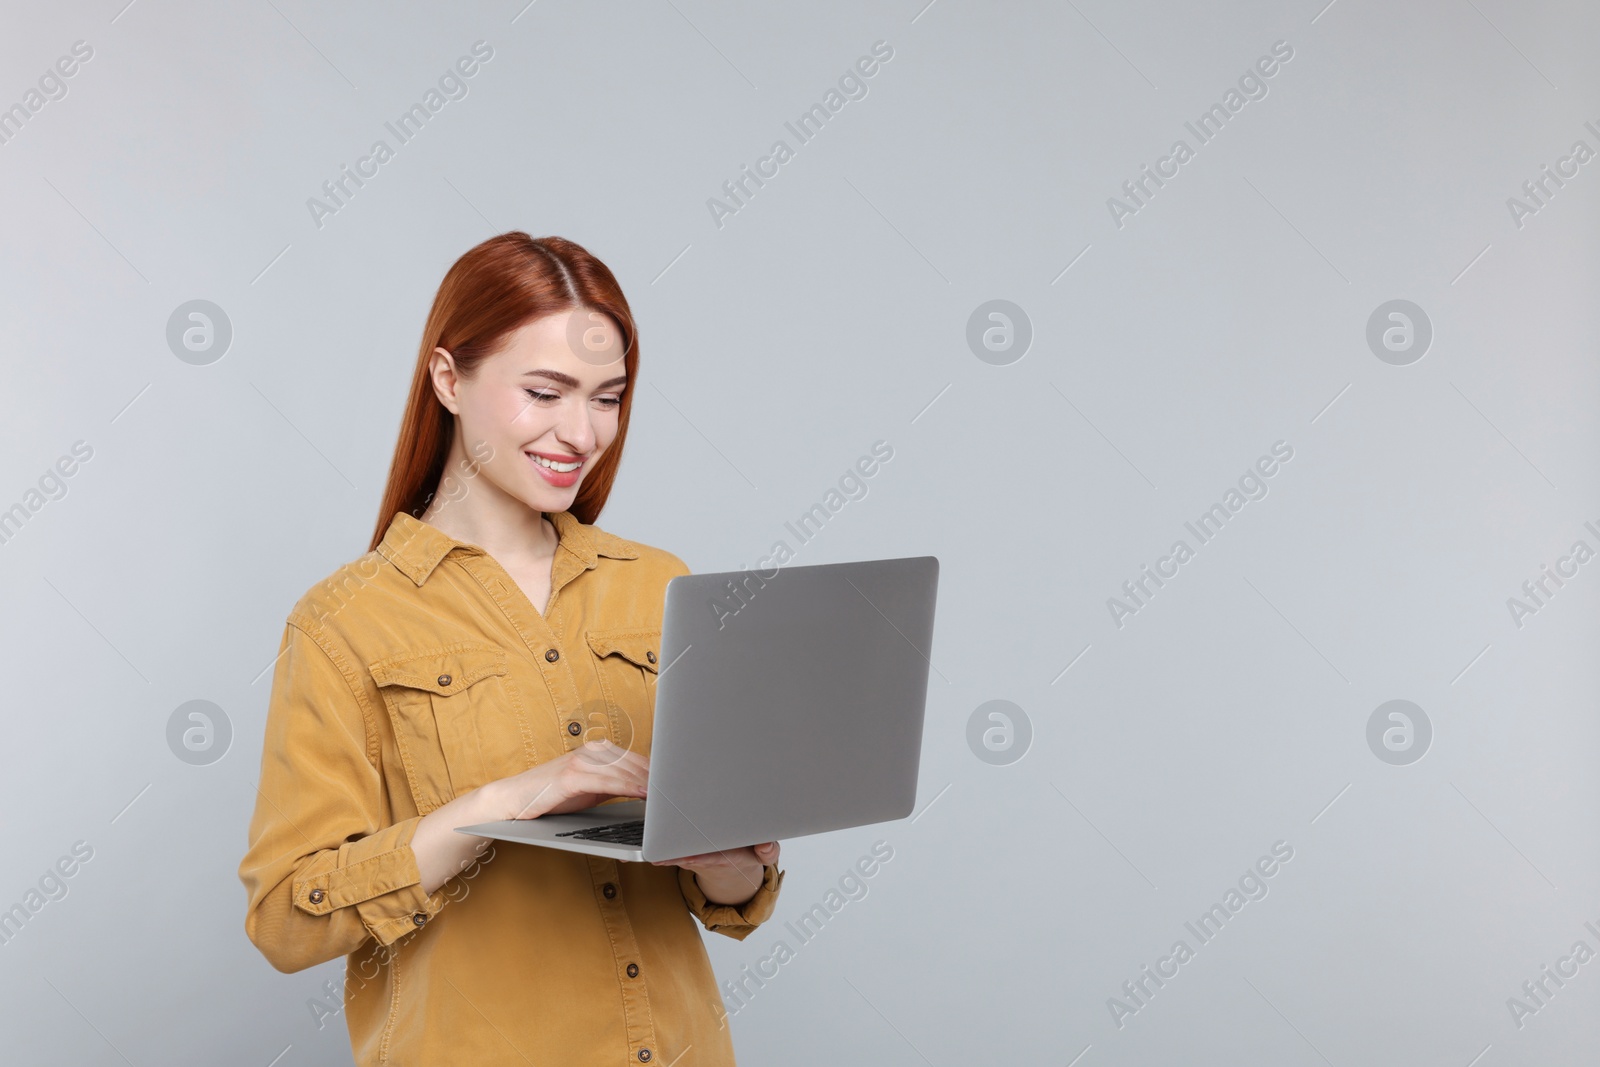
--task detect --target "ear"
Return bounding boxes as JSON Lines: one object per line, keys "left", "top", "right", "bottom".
{"left": 429, "top": 346, "right": 461, "bottom": 414}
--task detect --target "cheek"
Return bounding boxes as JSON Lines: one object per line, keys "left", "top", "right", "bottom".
{"left": 459, "top": 389, "right": 511, "bottom": 436}
{"left": 496, "top": 395, "right": 561, "bottom": 443}
{"left": 499, "top": 391, "right": 537, "bottom": 426}
{"left": 595, "top": 406, "right": 623, "bottom": 447}
{"left": 496, "top": 449, "right": 528, "bottom": 481}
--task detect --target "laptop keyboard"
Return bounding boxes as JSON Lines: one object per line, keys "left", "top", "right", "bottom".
{"left": 555, "top": 819, "right": 644, "bottom": 846}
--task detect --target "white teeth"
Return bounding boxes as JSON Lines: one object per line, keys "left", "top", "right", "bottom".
{"left": 530, "top": 453, "right": 581, "bottom": 472}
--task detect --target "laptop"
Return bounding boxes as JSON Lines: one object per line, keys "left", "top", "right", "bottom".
{"left": 454, "top": 554, "right": 940, "bottom": 862}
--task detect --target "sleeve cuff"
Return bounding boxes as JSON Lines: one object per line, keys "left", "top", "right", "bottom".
{"left": 291, "top": 815, "right": 448, "bottom": 946}
{"left": 678, "top": 863, "right": 785, "bottom": 941}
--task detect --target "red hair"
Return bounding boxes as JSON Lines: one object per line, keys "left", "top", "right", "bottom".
{"left": 368, "top": 233, "right": 639, "bottom": 553}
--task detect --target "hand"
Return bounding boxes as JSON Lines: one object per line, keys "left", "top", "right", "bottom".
{"left": 480, "top": 739, "right": 649, "bottom": 821}
{"left": 652, "top": 841, "right": 780, "bottom": 906}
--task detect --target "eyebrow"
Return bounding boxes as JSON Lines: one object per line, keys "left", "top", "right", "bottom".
{"left": 521, "top": 369, "right": 628, "bottom": 389}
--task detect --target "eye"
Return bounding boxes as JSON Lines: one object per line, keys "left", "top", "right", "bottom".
{"left": 524, "top": 387, "right": 622, "bottom": 409}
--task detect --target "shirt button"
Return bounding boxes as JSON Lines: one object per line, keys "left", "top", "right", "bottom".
{"left": 645, "top": 650, "right": 656, "bottom": 664}
{"left": 602, "top": 883, "right": 617, "bottom": 899}
{"left": 638, "top": 1050, "right": 652, "bottom": 1062}
{"left": 545, "top": 648, "right": 560, "bottom": 662}
{"left": 437, "top": 674, "right": 452, "bottom": 687}
{"left": 308, "top": 888, "right": 326, "bottom": 904}
{"left": 626, "top": 962, "right": 639, "bottom": 978}
{"left": 567, "top": 721, "right": 582, "bottom": 736}
{"left": 413, "top": 913, "right": 428, "bottom": 926}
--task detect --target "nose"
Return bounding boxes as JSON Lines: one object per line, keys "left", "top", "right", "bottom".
{"left": 554, "top": 396, "right": 597, "bottom": 454}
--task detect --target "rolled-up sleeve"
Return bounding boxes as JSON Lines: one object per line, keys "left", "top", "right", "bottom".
{"left": 677, "top": 863, "right": 785, "bottom": 941}
{"left": 239, "top": 614, "right": 445, "bottom": 974}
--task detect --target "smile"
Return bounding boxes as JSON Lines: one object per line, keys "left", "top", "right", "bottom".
{"left": 526, "top": 451, "right": 585, "bottom": 488}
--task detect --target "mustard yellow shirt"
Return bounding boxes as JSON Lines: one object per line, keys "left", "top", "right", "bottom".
{"left": 239, "top": 510, "right": 785, "bottom": 1065}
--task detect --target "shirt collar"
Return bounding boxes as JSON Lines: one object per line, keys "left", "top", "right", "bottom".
{"left": 377, "top": 509, "right": 639, "bottom": 587}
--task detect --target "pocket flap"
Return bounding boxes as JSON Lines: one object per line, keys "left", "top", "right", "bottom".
{"left": 368, "top": 644, "right": 509, "bottom": 694}
{"left": 585, "top": 629, "right": 660, "bottom": 673}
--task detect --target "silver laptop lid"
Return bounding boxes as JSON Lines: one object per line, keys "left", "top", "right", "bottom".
{"left": 641, "top": 555, "right": 939, "bottom": 862}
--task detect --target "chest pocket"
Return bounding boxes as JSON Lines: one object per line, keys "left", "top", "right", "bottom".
{"left": 585, "top": 629, "right": 660, "bottom": 756}
{"left": 368, "top": 643, "right": 531, "bottom": 815}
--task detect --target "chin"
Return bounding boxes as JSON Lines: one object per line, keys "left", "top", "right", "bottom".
{"left": 525, "top": 482, "right": 580, "bottom": 510}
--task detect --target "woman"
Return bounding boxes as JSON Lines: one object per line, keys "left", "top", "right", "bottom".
{"left": 239, "top": 233, "right": 784, "bottom": 1065}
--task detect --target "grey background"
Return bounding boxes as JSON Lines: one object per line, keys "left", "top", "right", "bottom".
{"left": 1, "top": 1, "right": 1596, "bottom": 1064}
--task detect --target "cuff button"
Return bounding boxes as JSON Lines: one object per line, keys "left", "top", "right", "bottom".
{"left": 308, "top": 888, "right": 326, "bottom": 904}
{"left": 413, "top": 913, "right": 428, "bottom": 926}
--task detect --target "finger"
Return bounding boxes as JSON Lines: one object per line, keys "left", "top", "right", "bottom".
{"left": 674, "top": 852, "right": 713, "bottom": 865}
{"left": 581, "top": 744, "right": 650, "bottom": 791}
{"left": 574, "top": 749, "right": 649, "bottom": 795}
{"left": 578, "top": 739, "right": 630, "bottom": 763}
{"left": 599, "top": 773, "right": 648, "bottom": 801}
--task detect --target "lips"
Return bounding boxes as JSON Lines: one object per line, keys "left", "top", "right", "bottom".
{"left": 526, "top": 451, "right": 584, "bottom": 487}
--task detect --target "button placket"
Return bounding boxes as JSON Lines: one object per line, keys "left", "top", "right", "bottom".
{"left": 586, "top": 856, "right": 656, "bottom": 1058}
{"left": 546, "top": 642, "right": 597, "bottom": 753}
{"left": 459, "top": 555, "right": 590, "bottom": 759}
{"left": 530, "top": 639, "right": 591, "bottom": 747}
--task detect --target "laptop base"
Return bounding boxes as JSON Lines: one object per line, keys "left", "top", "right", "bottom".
{"left": 455, "top": 799, "right": 649, "bottom": 862}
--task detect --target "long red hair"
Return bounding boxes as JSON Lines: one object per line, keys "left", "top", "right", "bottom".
{"left": 368, "top": 233, "right": 639, "bottom": 553}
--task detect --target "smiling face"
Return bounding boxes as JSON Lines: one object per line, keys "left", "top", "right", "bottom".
{"left": 428, "top": 306, "right": 628, "bottom": 517}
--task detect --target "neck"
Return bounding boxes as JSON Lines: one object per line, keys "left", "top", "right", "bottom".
{"left": 418, "top": 447, "right": 560, "bottom": 565}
